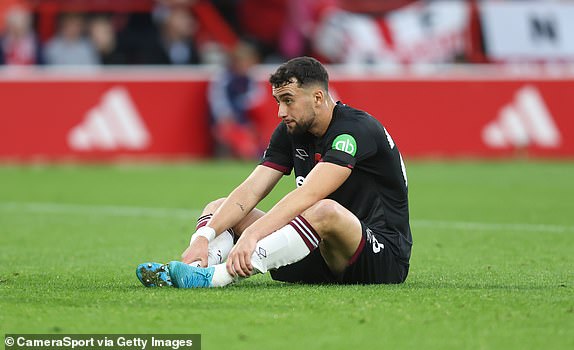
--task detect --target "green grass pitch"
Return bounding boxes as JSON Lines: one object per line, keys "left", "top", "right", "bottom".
{"left": 1, "top": 160, "right": 573, "bottom": 349}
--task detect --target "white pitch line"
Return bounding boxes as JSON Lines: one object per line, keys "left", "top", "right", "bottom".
{"left": 413, "top": 219, "right": 574, "bottom": 233}
{"left": 1, "top": 201, "right": 573, "bottom": 233}
{"left": 0, "top": 202, "right": 200, "bottom": 220}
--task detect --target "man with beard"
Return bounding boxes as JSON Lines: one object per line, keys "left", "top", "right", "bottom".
{"left": 137, "top": 56, "right": 412, "bottom": 288}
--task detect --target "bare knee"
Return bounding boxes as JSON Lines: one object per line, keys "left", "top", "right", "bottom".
{"left": 302, "top": 199, "right": 363, "bottom": 273}
{"left": 301, "top": 199, "right": 344, "bottom": 236}
{"left": 202, "top": 197, "right": 226, "bottom": 215}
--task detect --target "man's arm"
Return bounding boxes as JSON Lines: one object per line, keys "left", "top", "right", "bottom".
{"left": 227, "top": 162, "right": 352, "bottom": 276}
{"left": 181, "top": 165, "right": 283, "bottom": 265}
{"left": 208, "top": 165, "right": 284, "bottom": 235}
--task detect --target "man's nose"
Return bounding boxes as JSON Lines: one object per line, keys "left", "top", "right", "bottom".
{"left": 277, "top": 103, "right": 288, "bottom": 118}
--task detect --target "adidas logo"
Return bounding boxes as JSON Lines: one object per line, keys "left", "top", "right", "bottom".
{"left": 482, "top": 85, "right": 561, "bottom": 149}
{"left": 68, "top": 87, "right": 151, "bottom": 151}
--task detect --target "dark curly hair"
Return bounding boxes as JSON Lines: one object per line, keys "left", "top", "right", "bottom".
{"left": 269, "top": 56, "right": 329, "bottom": 91}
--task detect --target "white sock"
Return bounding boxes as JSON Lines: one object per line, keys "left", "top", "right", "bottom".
{"left": 189, "top": 214, "right": 235, "bottom": 267}
{"left": 208, "top": 230, "right": 235, "bottom": 264}
{"left": 251, "top": 215, "right": 321, "bottom": 273}
{"left": 207, "top": 215, "right": 320, "bottom": 287}
{"left": 210, "top": 264, "right": 235, "bottom": 287}
{"left": 188, "top": 229, "right": 235, "bottom": 267}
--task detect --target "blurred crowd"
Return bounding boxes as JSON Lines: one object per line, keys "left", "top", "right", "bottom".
{"left": 0, "top": 0, "right": 484, "bottom": 67}
{"left": 1, "top": 0, "right": 207, "bottom": 66}
{"left": 1, "top": 0, "right": 570, "bottom": 159}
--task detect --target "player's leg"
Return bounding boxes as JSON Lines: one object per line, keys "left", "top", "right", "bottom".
{"left": 189, "top": 197, "right": 265, "bottom": 266}
{"left": 272, "top": 199, "right": 408, "bottom": 284}
{"left": 299, "top": 199, "right": 363, "bottom": 275}
{"left": 168, "top": 199, "right": 364, "bottom": 288}
{"left": 191, "top": 198, "right": 234, "bottom": 266}
{"left": 247, "top": 199, "right": 361, "bottom": 279}
{"left": 136, "top": 197, "right": 265, "bottom": 287}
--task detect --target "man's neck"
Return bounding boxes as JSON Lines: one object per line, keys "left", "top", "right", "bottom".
{"left": 310, "top": 98, "right": 336, "bottom": 137}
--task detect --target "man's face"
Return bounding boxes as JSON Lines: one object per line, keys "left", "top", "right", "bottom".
{"left": 272, "top": 79, "right": 316, "bottom": 135}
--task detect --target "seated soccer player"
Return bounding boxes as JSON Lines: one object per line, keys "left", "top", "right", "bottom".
{"left": 136, "top": 56, "right": 412, "bottom": 288}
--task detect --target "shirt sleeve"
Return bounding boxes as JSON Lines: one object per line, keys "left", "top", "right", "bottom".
{"left": 259, "top": 122, "right": 293, "bottom": 175}
{"left": 321, "top": 123, "right": 377, "bottom": 169}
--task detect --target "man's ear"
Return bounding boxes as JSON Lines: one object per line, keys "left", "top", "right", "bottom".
{"left": 314, "top": 89, "right": 324, "bottom": 106}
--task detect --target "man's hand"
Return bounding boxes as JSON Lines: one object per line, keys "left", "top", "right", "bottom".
{"left": 181, "top": 236, "right": 209, "bottom": 266}
{"left": 226, "top": 234, "right": 258, "bottom": 277}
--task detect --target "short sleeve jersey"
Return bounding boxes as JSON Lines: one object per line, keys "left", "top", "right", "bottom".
{"left": 261, "top": 102, "right": 412, "bottom": 262}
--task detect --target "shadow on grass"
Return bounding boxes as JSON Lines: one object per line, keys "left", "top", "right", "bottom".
{"left": 2, "top": 271, "right": 568, "bottom": 295}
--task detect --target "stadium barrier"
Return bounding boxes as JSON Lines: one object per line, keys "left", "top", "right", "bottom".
{"left": 0, "top": 65, "right": 573, "bottom": 161}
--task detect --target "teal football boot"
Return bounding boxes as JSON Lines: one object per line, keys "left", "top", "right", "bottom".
{"left": 168, "top": 261, "right": 214, "bottom": 288}
{"left": 136, "top": 262, "right": 172, "bottom": 287}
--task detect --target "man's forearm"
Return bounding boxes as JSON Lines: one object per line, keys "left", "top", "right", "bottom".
{"left": 241, "top": 162, "right": 352, "bottom": 242}
{"left": 207, "top": 184, "right": 261, "bottom": 236}
{"left": 195, "top": 165, "right": 282, "bottom": 239}
{"left": 241, "top": 186, "right": 320, "bottom": 242}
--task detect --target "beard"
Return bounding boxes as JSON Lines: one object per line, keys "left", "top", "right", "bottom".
{"left": 285, "top": 113, "right": 314, "bottom": 136}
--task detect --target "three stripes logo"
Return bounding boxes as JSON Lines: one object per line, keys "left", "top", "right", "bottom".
{"left": 482, "top": 85, "right": 561, "bottom": 149}
{"left": 68, "top": 87, "right": 151, "bottom": 151}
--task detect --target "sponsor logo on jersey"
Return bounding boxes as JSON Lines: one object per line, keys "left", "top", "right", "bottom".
{"left": 332, "top": 134, "right": 357, "bottom": 156}
{"left": 482, "top": 85, "right": 561, "bottom": 149}
{"left": 67, "top": 86, "right": 150, "bottom": 151}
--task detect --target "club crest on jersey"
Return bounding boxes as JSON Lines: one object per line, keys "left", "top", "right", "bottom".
{"left": 295, "top": 148, "right": 309, "bottom": 161}
{"left": 332, "top": 134, "right": 357, "bottom": 156}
